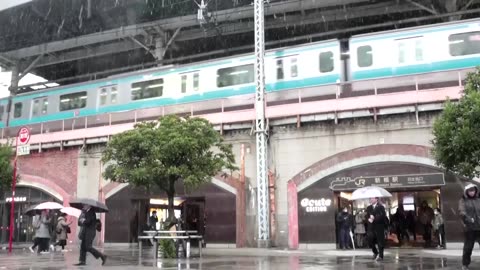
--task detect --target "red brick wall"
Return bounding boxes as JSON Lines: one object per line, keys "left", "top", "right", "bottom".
{"left": 12, "top": 148, "right": 81, "bottom": 244}
{"left": 17, "top": 148, "right": 79, "bottom": 198}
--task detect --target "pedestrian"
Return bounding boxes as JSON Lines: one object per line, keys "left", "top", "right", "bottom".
{"left": 53, "top": 213, "right": 72, "bottom": 252}
{"left": 432, "top": 208, "right": 445, "bottom": 249}
{"left": 34, "top": 209, "right": 52, "bottom": 253}
{"left": 459, "top": 183, "right": 480, "bottom": 270}
{"left": 418, "top": 201, "right": 434, "bottom": 247}
{"left": 366, "top": 197, "right": 387, "bottom": 261}
{"left": 74, "top": 204, "right": 107, "bottom": 266}
{"left": 29, "top": 213, "right": 41, "bottom": 253}
{"left": 149, "top": 211, "right": 158, "bottom": 230}
{"left": 354, "top": 210, "right": 367, "bottom": 248}
{"left": 336, "top": 207, "right": 353, "bottom": 249}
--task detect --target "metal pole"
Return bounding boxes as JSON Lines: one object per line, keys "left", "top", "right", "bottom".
{"left": 254, "top": 0, "right": 270, "bottom": 247}
{"left": 8, "top": 131, "right": 19, "bottom": 253}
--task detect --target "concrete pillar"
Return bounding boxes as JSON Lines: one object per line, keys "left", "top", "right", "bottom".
{"left": 154, "top": 38, "right": 165, "bottom": 62}
{"left": 444, "top": 0, "right": 460, "bottom": 21}
{"left": 77, "top": 146, "right": 103, "bottom": 199}
{"left": 6, "top": 64, "right": 19, "bottom": 128}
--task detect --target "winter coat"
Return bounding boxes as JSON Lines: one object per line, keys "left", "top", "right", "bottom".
{"left": 336, "top": 212, "right": 352, "bottom": 230}
{"left": 432, "top": 213, "right": 444, "bottom": 231}
{"left": 354, "top": 212, "right": 366, "bottom": 234}
{"left": 459, "top": 183, "right": 480, "bottom": 231}
{"left": 78, "top": 207, "right": 97, "bottom": 245}
{"left": 56, "top": 216, "right": 71, "bottom": 241}
{"left": 366, "top": 203, "right": 387, "bottom": 233}
{"left": 418, "top": 206, "right": 434, "bottom": 225}
{"left": 35, "top": 215, "right": 51, "bottom": 238}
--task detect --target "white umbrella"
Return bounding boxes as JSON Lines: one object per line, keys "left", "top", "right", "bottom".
{"left": 60, "top": 207, "right": 82, "bottom": 218}
{"left": 34, "top": 202, "right": 64, "bottom": 210}
{"left": 351, "top": 186, "right": 392, "bottom": 201}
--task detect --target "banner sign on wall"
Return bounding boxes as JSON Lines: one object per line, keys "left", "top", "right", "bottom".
{"left": 329, "top": 173, "right": 445, "bottom": 191}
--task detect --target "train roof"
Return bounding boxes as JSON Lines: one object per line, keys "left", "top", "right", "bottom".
{"left": 350, "top": 18, "right": 480, "bottom": 43}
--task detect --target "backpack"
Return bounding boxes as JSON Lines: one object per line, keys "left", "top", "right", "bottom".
{"left": 95, "top": 219, "right": 102, "bottom": 232}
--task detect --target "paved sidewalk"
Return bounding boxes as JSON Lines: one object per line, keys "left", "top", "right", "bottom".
{"left": 0, "top": 246, "right": 479, "bottom": 269}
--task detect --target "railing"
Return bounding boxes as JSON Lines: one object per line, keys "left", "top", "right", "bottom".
{"left": 0, "top": 68, "right": 470, "bottom": 145}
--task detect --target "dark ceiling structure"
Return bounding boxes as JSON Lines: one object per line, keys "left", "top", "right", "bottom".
{"left": 0, "top": 0, "right": 479, "bottom": 93}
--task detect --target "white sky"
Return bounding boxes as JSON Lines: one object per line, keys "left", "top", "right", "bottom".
{"left": 0, "top": 1, "right": 56, "bottom": 98}
{"left": 0, "top": 0, "right": 32, "bottom": 11}
{"left": 0, "top": 68, "right": 48, "bottom": 98}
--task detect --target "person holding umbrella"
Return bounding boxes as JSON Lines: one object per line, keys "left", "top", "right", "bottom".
{"left": 53, "top": 213, "right": 72, "bottom": 251}
{"left": 71, "top": 198, "right": 108, "bottom": 266}
{"left": 351, "top": 186, "right": 391, "bottom": 262}
{"left": 366, "top": 197, "right": 387, "bottom": 261}
{"left": 75, "top": 204, "right": 107, "bottom": 266}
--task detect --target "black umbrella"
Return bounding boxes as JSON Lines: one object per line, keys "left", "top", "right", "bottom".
{"left": 69, "top": 198, "right": 109, "bottom": 213}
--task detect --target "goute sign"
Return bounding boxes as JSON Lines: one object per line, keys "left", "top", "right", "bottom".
{"left": 300, "top": 198, "right": 332, "bottom": 213}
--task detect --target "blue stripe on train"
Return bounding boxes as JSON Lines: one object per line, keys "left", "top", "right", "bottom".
{"left": 8, "top": 75, "right": 341, "bottom": 127}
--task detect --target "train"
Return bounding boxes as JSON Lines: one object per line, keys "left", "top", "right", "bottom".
{"left": 0, "top": 18, "right": 479, "bottom": 129}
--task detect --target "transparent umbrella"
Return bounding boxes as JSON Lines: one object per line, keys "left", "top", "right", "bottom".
{"left": 351, "top": 186, "right": 392, "bottom": 201}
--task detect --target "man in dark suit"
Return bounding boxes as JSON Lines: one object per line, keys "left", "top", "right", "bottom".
{"left": 366, "top": 197, "right": 387, "bottom": 261}
{"left": 74, "top": 205, "right": 107, "bottom": 266}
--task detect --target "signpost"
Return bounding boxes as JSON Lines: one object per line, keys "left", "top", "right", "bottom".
{"left": 8, "top": 126, "right": 30, "bottom": 253}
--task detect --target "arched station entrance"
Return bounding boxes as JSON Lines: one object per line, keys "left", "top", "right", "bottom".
{"left": 0, "top": 186, "right": 62, "bottom": 243}
{"left": 289, "top": 144, "right": 474, "bottom": 249}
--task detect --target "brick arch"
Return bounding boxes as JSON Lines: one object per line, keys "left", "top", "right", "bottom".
{"left": 102, "top": 174, "right": 246, "bottom": 247}
{"left": 287, "top": 144, "right": 437, "bottom": 249}
{"left": 17, "top": 174, "right": 70, "bottom": 205}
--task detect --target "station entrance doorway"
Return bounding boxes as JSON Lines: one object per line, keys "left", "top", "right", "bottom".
{"left": 337, "top": 187, "right": 442, "bottom": 248}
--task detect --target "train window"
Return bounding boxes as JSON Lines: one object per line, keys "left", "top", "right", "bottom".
{"left": 14, "top": 102, "right": 22, "bottom": 118}
{"left": 111, "top": 86, "right": 118, "bottom": 104}
{"left": 59, "top": 92, "right": 87, "bottom": 111}
{"left": 100, "top": 88, "right": 108, "bottom": 106}
{"left": 357, "top": 45, "right": 373, "bottom": 67}
{"left": 32, "top": 98, "right": 48, "bottom": 116}
{"left": 449, "top": 31, "right": 480, "bottom": 56}
{"left": 319, "top": 51, "right": 334, "bottom": 73}
{"left": 181, "top": 75, "right": 187, "bottom": 93}
{"left": 415, "top": 40, "right": 423, "bottom": 61}
{"left": 0, "top": 105, "right": 4, "bottom": 120}
{"left": 276, "top": 59, "right": 284, "bottom": 80}
{"left": 291, "top": 58, "right": 298, "bottom": 77}
{"left": 131, "top": 79, "right": 163, "bottom": 100}
{"left": 217, "top": 64, "right": 254, "bottom": 87}
{"left": 193, "top": 73, "right": 199, "bottom": 91}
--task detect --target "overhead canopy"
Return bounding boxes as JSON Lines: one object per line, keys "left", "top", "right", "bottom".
{"left": 0, "top": 0, "right": 478, "bottom": 93}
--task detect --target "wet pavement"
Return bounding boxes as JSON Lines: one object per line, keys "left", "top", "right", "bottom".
{"left": 0, "top": 246, "right": 479, "bottom": 269}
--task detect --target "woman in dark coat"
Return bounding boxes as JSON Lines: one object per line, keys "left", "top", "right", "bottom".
{"left": 74, "top": 205, "right": 107, "bottom": 266}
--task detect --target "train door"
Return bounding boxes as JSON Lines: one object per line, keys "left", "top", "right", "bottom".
{"left": 30, "top": 97, "right": 49, "bottom": 119}
{"left": 97, "top": 85, "right": 118, "bottom": 108}
{"left": 274, "top": 56, "right": 299, "bottom": 82}
{"left": 179, "top": 72, "right": 200, "bottom": 95}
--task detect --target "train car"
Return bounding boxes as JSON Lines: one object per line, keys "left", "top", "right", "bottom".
{"left": 0, "top": 98, "right": 7, "bottom": 129}
{"left": 1, "top": 39, "right": 342, "bottom": 129}
{"left": 349, "top": 18, "right": 480, "bottom": 93}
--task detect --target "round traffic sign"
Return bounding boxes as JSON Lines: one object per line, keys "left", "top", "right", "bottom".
{"left": 18, "top": 127, "right": 30, "bottom": 145}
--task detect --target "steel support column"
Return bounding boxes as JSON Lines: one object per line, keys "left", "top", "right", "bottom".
{"left": 254, "top": 0, "right": 270, "bottom": 248}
